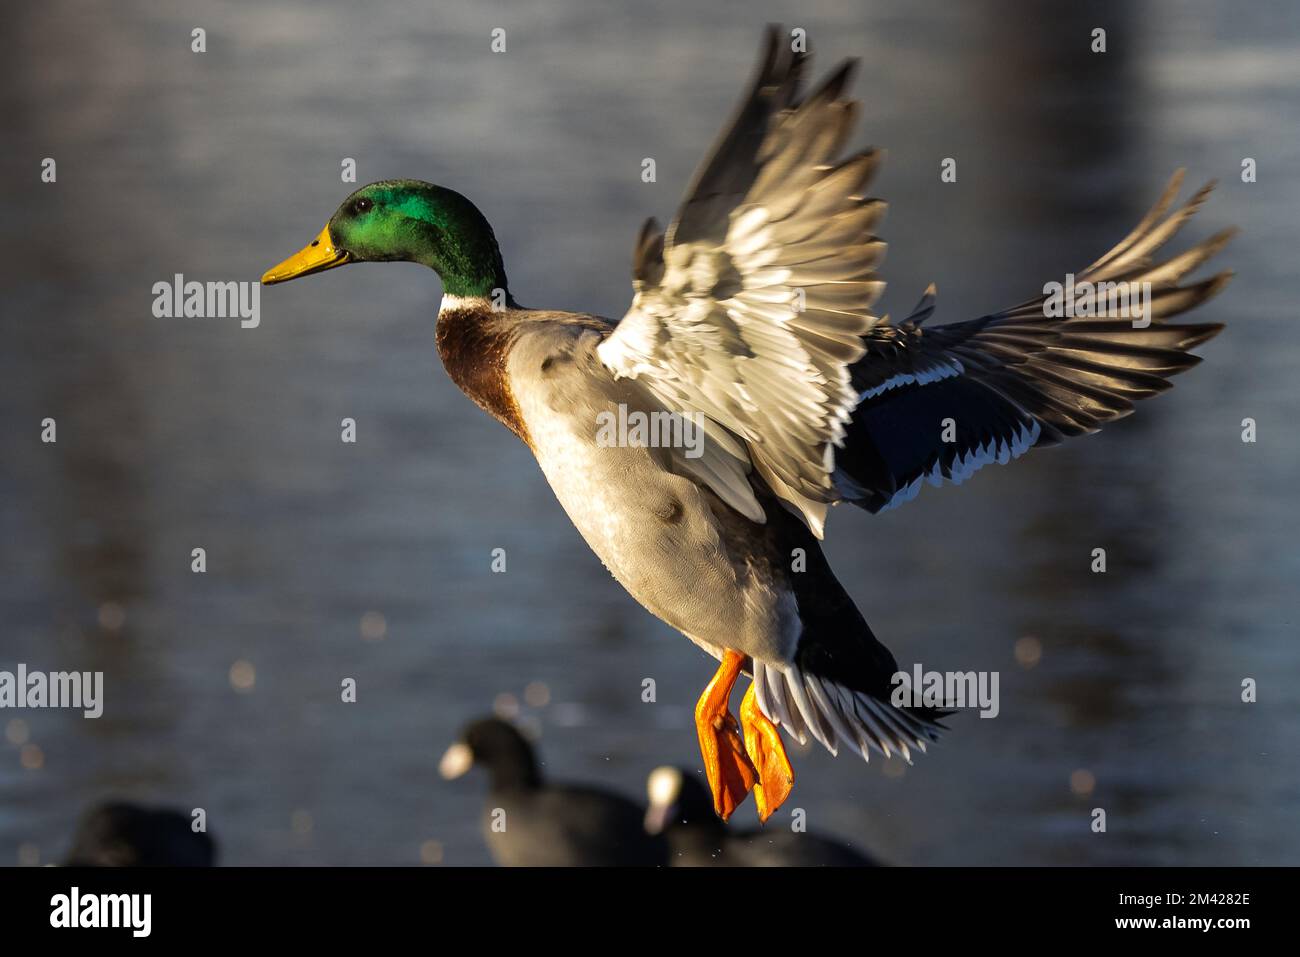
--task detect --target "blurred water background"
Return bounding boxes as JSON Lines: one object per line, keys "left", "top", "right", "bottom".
{"left": 1, "top": 0, "right": 1297, "bottom": 865}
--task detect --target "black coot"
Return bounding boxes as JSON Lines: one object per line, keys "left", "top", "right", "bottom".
{"left": 644, "top": 766, "right": 879, "bottom": 867}
{"left": 441, "top": 717, "right": 666, "bottom": 866}
{"left": 62, "top": 802, "right": 217, "bottom": 867}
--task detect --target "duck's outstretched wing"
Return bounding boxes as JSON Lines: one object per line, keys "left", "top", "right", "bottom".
{"left": 598, "top": 25, "right": 886, "bottom": 537}
{"left": 837, "top": 171, "right": 1235, "bottom": 514}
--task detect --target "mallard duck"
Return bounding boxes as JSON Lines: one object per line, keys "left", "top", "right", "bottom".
{"left": 263, "top": 27, "right": 1232, "bottom": 823}
{"left": 439, "top": 717, "right": 667, "bottom": 866}
{"left": 645, "top": 765, "right": 879, "bottom": 867}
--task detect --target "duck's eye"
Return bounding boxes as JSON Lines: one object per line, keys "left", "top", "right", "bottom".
{"left": 353, "top": 198, "right": 373, "bottom": 214}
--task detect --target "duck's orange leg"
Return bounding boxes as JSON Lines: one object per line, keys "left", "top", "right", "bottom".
{"left": 740, "top": 683, "right": 795, "bottom": 823}
{"left": 694, "top": 650, "right": 757, "bottom": 821}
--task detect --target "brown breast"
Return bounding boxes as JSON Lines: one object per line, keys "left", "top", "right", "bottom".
{"left": 434, "top": 304, "right": 531, "bottom": 446}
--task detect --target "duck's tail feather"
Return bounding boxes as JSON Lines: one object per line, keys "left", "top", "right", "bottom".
{"left": 752, "top": 659, "right": 947, "bottom": 763}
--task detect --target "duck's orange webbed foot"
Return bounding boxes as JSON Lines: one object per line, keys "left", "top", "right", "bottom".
{"left": 694, "top": 649, "right": 757, "bottom": 821}
{"left": 740, "top": 683, "right": 794, "bottom": 823}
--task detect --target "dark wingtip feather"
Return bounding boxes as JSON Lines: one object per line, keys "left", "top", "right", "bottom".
{"left": 899, "top": 283, "right": 937, "bottom": 328}
{"left": 632, "top": 217, "right": 665, "bottom": 285}
{"left": 1206, "top": 268, "right": 1235, "bottom": 297}
{"left": 1172, "top": 269, "right": 1235, "bottom": 317}
{"left": 809, "top": 58, "right": 859, "bottom": 105}
{"left": 1178, "top": 322, "right": 1225, "bottom": 350}
{"left": 638, "top": 216, "right": 661, "bottom": 247}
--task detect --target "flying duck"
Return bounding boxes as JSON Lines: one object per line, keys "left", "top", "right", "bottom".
{"left": 263, "top": 27, "right": 1233, "bottom": 823}
{"left": 439, "top": 717, "right": 667, "bottom": 866}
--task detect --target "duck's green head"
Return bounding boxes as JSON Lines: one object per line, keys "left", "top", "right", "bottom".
{"left": 261, "top": 179, "right": 510, "bottom": 299}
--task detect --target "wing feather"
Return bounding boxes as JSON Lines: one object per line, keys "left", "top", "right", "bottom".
{"left": 599, "top": 27, "right": 885, "bottom": 537}
{"left": 837, "top": 172, "right": 1233, "bottom": 513}
{"left": 598, "top": 28, "right": 1231, "bottom": 535}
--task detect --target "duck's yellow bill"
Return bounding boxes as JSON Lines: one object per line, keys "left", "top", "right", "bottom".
{"left": 261, "top": 225, "right": 350, "bottom": 285}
